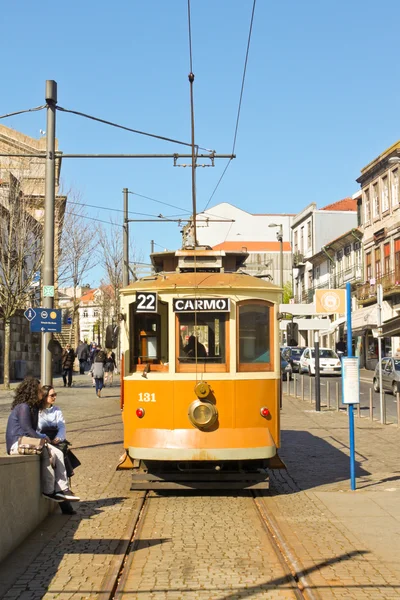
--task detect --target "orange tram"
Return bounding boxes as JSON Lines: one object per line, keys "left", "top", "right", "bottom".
{"left": 117, "top": 247, "right": 283, "bottom": 489}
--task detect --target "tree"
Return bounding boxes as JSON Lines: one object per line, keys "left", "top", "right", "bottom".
{"left": 0, "top": 173, "right": 43, "bottom": 388}
{"left": 282, "top": 281, "right": 293, "bottom": 304}
{"left": 58, "top": 196, "right": 96, "bottom": 345}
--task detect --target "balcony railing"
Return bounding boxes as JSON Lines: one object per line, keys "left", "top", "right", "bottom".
{"left": 356, "top": 270, "right": 400, "bottom": 302}
{"left": 293, "top": 252, "right": 305, "bottom": 267}
{"left": 336, "top": 266, "right": 363, "bottom": 288}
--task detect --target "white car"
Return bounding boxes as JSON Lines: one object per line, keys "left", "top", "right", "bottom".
{"left": 299, "top": 347, "right": 341, "bottom": 376}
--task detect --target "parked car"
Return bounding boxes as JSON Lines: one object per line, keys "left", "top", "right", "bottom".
{"left": 299, "top": 347, "right": 341, "bottom": 376}
{"left": 282, "top": 346, "right": 306, "bottom": 372}
{"left": 373, "top": 357, "right": 400, "bottom": 394}
{"left": 281, "top": 353, "right": 293, "bottom": 381}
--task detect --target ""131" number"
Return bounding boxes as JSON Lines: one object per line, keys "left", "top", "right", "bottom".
{"left": 138, "top": 392, "right": 156, "bottom": 402}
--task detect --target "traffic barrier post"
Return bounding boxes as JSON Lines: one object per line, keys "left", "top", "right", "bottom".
{"left": 336, "top": 381, "right": 339, "bottom": 411}
{"left": 369, "top": 388, "right": 373, "bottom": 421}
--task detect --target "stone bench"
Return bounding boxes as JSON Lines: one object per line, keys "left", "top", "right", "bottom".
{"left": 0, "top": 455, "right": 56, "bottom": 563}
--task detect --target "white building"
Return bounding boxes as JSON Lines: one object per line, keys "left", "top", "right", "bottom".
{"left": 78, "top": 286, "right": 115, "bottom": 345}
{"left": 195, "top": 203, "right": 294, "bottom": 286}
{"left": 292, "top": 198, "right": 358, "bottom": 304}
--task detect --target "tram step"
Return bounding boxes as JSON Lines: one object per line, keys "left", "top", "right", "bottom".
{"left": 132, "top": 470, "right": 268, "bottom": 482}
{"left": 130, "top": 480, "right": 270, "bottom": 490}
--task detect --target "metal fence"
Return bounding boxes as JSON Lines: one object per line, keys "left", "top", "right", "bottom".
{"left": 284, "top": 374, "right": 400, "bottom": 427}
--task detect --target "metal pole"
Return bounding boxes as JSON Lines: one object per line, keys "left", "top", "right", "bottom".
{"left": 346, "top": 281, "right": 356, "bottom": 491}
{"left": 301, "top": 375, "right": 304, "bottom": 402}
{"left": 383, "top": 393, "right": 387, "bottom": 425}
{"left": 150, "top": 240, "right": 155, "bottom": 274}
{"left": 189, "top": 72, "right": 197, "bottom": 245}
{"left": 41, "top": 80, "right": 57, "bottom": 386}
{"left": 327, "top": 380, "right": 330, "bottom": 409}
{"left": 309, "top": 377, "right": 312, "bottom": 403}
{"left": 377, "top": 284, "right": 384, "bottom": 424}
{"left": 294, "top": 374, "right": 297, "bottom": 398}
{"left": 123, "top": 188, "right": 129, "bottom": 287}
{"left": 336, "top": 381, "right": 339, "bottom": 411}
{"left": 397, "top": 392, "right": 400, "bottom": 427}
{"left": 315, "top": 331, "right": 321, "bottom": 411}
{"left": 286, "top": 376, "right": 290, "bottom": 395}
{"left": 370, "top": 388, "right": 373, "bottom": 421}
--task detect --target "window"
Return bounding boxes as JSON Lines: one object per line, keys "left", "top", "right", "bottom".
{"left": 300, "top": 227, "right": 304, "bottom": 253}
{"left": 364, "top": 189, "right": 371, "bottom": 223}
{"left": 375, "top": 247, "right": 381, "bottom": 280}
{"left": 307, "top": 222, "right": 311, "bottom": 250}
{"left": 395, "top": 239, "right": 400, "bottom": 278}
{"left": 237, "top": 301, "right": 273, "bottom": 372}
{"left": 382, "top": 176, "right": 389, "bottom": 212}
{"left": 384, "top": 243, "right": 390, "bottom": 274}
{"left": 366, "top": 252, "right": 372, "bottom": 280}
{"left": 130, "top": 300, "right": 168, "bottom": 371}
{"left": 93, "top": 310, "right": 99, "bottom": 317}
{"left": 176, "top": 312, "right": 227, "bottom": 372}
{"left": 314, "top": 266, "right": 320, "bottom": 282}
{"left": 83, "top": 310, "right": 88, "bottom": 318}
{"left": 372, "top": 183, "right": 379, "bottom": 218}
{"left": 293, "top": 230, "right": 298, "bottom": 253}
{"left": 392, "top": 169, "right": 399, "bottom": 206}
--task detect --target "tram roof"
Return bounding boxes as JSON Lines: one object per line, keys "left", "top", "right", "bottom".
{"left": 121, "top": 271, "right": 281, "bottom": 293}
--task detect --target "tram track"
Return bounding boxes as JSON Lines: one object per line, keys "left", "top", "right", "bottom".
{"left": 99, "top": 489, "right": 320, "bottom": 600}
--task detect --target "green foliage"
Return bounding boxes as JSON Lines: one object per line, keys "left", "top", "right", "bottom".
{"left": 282, "top": 281, "right": 293, "bottom": 304}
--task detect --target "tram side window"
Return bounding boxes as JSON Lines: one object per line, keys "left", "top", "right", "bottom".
{"left": 237, "top": 301, "right": 273, "bottom": 371}
{"left": 177, "top": 313, "right": 226, "bottom": 366}
{"left": 129, "top": 301, "right": 168, "bottom": 370}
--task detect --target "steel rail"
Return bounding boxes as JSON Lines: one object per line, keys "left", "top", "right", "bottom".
{"left": 253, "top": 491, "right": 322, "bottom": 600}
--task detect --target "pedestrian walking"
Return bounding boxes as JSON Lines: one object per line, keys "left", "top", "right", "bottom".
{"left": 5, "top": 377, "right": 79, "bottom": 505}
{"left": 61, "top": 344, "right": 75, "bottom": 387}
{"left": 90, "top": 350, "right": 106, "bottom": 397}
{"left": 76, "top": 340, "right": 89, "bottom": 374}
{"left": 104, "top": 350, "right": 117, "bottom": 386}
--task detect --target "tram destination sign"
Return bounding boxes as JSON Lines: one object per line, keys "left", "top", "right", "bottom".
{"left": 173, "top": 298, "right": 230, "bottom": 313}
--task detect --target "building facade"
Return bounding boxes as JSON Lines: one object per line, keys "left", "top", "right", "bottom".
{"left": 355, "top": 140, "right": 400, "bottom": 368}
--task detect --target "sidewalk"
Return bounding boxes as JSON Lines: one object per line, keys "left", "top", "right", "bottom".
{"left": 267, "top": 392, "right": 400, "bottom": 598}
{"left": 0, "top": 376, "right": 399, "bottom": 598}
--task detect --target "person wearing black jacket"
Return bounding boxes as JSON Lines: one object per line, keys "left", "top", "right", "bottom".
{"left": 76, "top": 340, "right": 89, "bottom": 374}
{"left": 62, "top": 344, "right": 75, "bottom": 387}
{"left": 6, "top": 377, "right": 79, "bottom": 505}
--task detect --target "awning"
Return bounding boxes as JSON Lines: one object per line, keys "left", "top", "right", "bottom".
{"left": 347, "top": 301, "right": 393, "bottom": 335}
{"left": 381, "top": 315, "right": 400, "bottom": 337}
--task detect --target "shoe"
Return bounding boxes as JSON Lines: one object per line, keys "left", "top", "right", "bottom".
{"left": 42, "top": 492, "right": 63, "bottom": 503}
{"left": 55, "top": 488, "right": 80, "bottom": 502}
{"left": 64, "top": 384, "right": 66, "bottom": 387}
{"left": 97, "top": 390, "right": 101, "bottom": 398}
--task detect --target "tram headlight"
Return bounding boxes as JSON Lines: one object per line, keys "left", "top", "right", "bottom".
{"left": 188, "top": 399, "right": 218, "bottom": 429}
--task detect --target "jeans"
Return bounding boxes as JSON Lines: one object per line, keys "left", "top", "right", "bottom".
{"left": 10, "top": 441, "right": 68, "bottom": 495}
{"left": 79, "top": 359, "right": 86, "bottom": 374}
{"left": 63, "top": 367, "right": 73, "bottom": 386}
{"left": 95, "top": 378, "right": 104, "bottom": 394}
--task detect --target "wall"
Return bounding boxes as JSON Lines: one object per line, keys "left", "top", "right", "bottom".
{"left": 314, "top": 211, "right": 358, "bottom": 252}
{"left": 0, "top": 455, "right": 55, "bottom": 563}
{"left": 0, "top": 311, "right": 41, "bottom": 383}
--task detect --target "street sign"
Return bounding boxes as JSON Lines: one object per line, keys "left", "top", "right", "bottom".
{"left": 30, "top": 308, "right": 62, "bottom": 333}
{"left": 342, "top": 357, "right": 360, "bottom": 404}
{"left": 30, "top": 272, "right": 40, "bottom": 289}
{"left": 24, "top": 308, "right": 37, "bottom": 322}
{"left": 67, "top": 317, "right": 72, "bottom": 325}
{"left": 43, "top": 285, "right": 55, "bottom": 298}
{"left": 315, "top": 289, "right": 346, "bottom": 314}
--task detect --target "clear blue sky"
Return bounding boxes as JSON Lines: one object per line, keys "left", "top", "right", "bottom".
{"left": 2, "top": 0, "right": 400, "bottom": 285}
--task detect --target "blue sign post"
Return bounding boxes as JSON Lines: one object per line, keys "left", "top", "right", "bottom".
{"left": 344, "top": 281, "right": 357, "bottom": 491}
{"left": 29, "top": 308, "right": 62, "bottom": 333}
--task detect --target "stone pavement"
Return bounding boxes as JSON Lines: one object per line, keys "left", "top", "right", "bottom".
{"left": 0, "top": 374, "right": 399, "bottom": 598}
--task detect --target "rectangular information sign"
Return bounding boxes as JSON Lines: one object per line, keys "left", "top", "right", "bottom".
{"left": 173, "top": 298, "right": 230, "bottom": 313}
{"left": 342, "top": 357, "right": 360, "bottom": 404}
{"left": 30, "top": 308, "right": 62, "bottom": 333}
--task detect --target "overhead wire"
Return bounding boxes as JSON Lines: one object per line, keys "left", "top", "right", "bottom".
{"left": 202, "top": 0, "right": 257, "bottom": 213}
{"left": 56, "top": 105, "right": 212, "bottom": 152}
{"left": 66, "top": 199, "right": 181, "bottom": 219}
{"left": 0, "top": 105, "right": 46, "bottom": 120}
{"left": 129, "top": 191, "right": 233, "bottom": 222}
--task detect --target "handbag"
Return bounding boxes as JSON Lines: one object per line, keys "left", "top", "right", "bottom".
{"left": 18, "top": 436, "right": 46, "bottom": 455}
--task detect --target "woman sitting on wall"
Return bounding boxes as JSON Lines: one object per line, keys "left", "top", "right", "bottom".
{"left": 5, "top": 377, "right": 79, "bottom": 505}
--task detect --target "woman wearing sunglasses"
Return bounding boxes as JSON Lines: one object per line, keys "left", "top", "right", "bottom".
{"left": 6, "top": 378, "right": 79, "bottom": 506}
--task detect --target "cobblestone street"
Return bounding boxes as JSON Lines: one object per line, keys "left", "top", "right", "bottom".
{"left": 0, "top": 376, "right": 399, "bottom": 599}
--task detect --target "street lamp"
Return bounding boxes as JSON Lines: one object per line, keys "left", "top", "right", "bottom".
{"left": 388, "top": 156, "right": 400, "bottom": 164}
{"left": 268, "top": 223, "right": 284, "bottom": 291}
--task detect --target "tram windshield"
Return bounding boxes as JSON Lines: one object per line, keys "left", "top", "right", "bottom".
{"left": 177, "top": 313, "right": 226, "bottom": 366}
